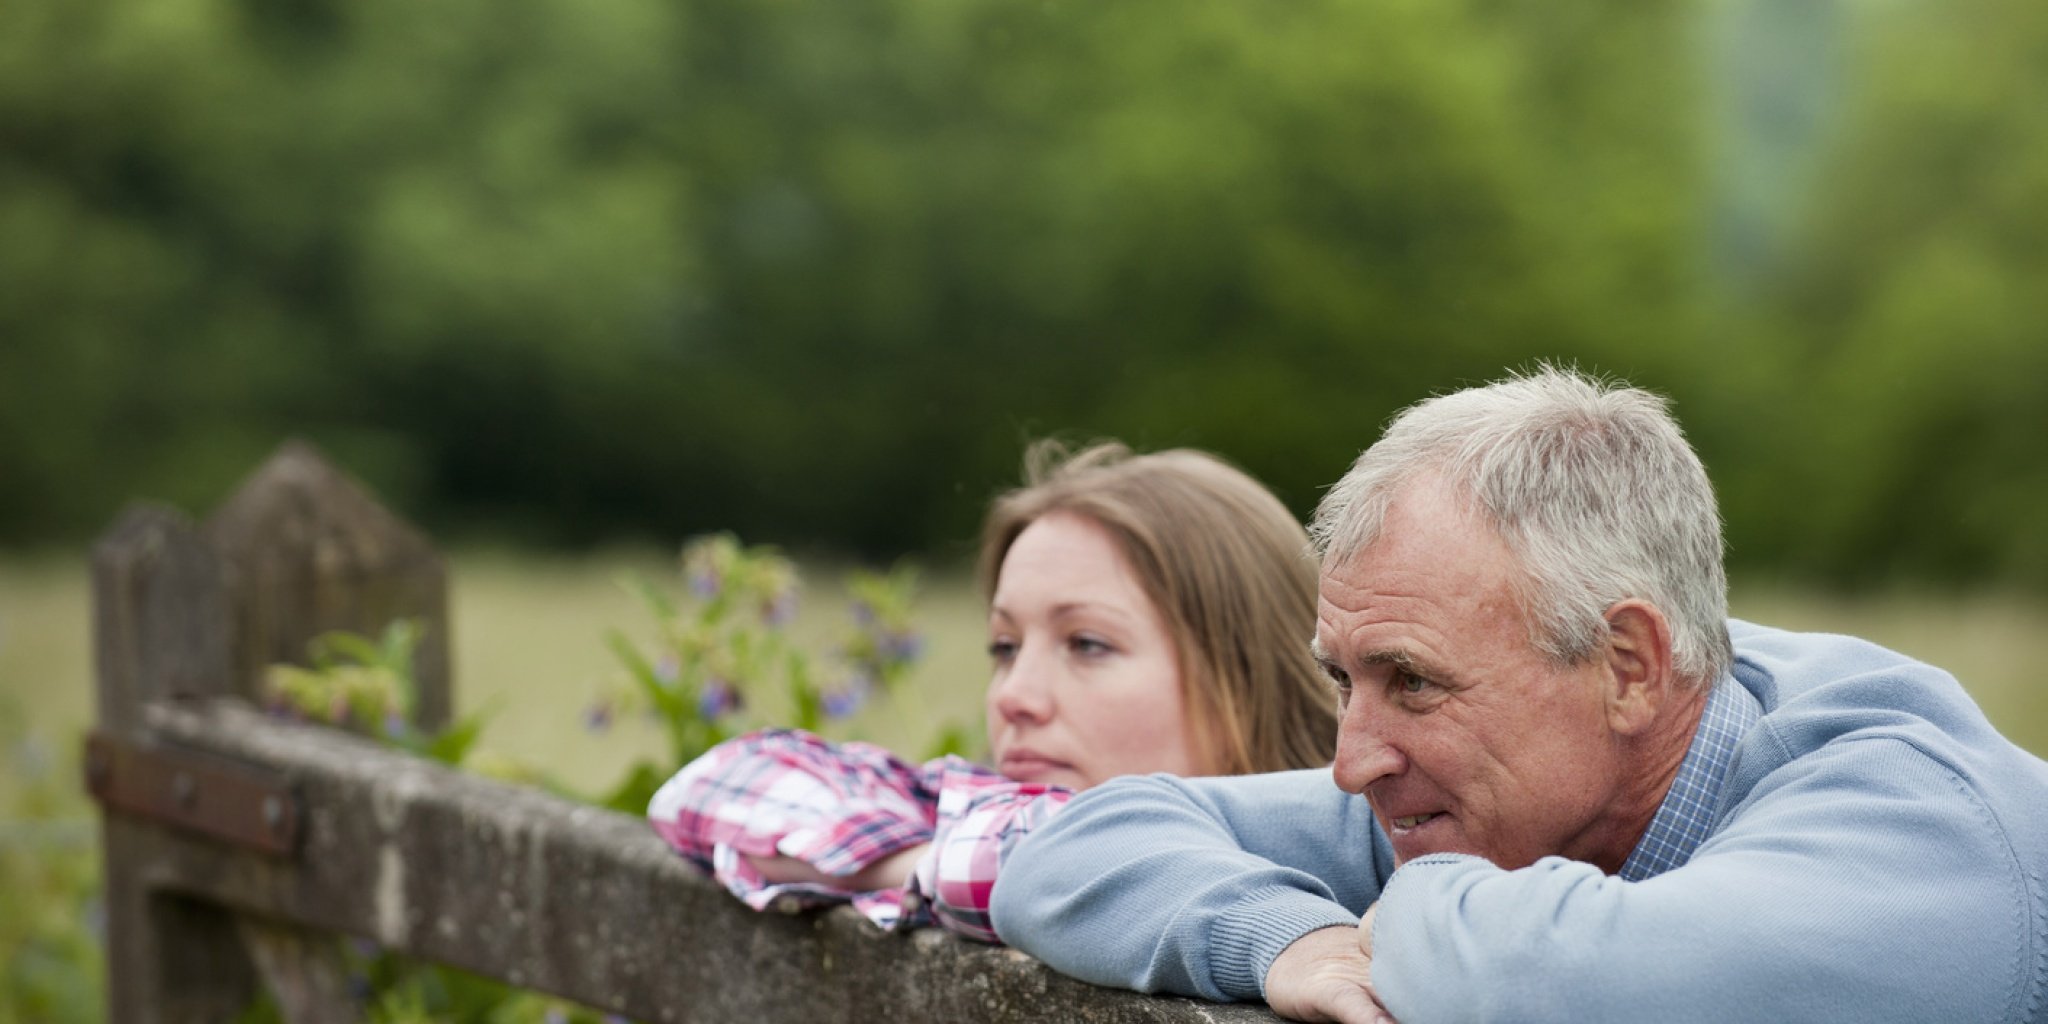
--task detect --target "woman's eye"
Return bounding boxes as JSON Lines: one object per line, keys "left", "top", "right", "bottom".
{"left": 987, "top": 638, "right": 1018, "bottom": 662}
{"left": 1069, "top": 634, "right": 1114, "bottom": 657}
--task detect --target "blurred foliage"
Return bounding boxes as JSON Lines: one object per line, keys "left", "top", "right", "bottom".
{"left": 1, "top": 698, "right": 104, "bottom": 1024}
{"left": 1, "top": 0, "right": 2044, "bottom": 588}
{"left": 263, "top": 620, "right": 497, "bottom": 770}
{"left": 593, "top": 533, "right": 930, "bottom": 813}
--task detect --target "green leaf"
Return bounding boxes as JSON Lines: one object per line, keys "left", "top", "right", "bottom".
{"left": 920, "top": 722, "right": 978, "bottom": 762}
{"left": 604, "top": 628, "right": 681, "bottom": 719}
{"left": 420, "top": 709, "right": 492, "bottom": 767}
{"left": 789, "top": 664, "right": 822, "bottom": 734}
{"left": 378, "top": 620, "right": 422, "bottom": 675}
{"left": 312, "top": 630, "right": 386, "bottom": 669}
{"left": 595, "top": 761, "right": 668, "bottom": 815}
{"left": 616, "top": 570, "right": 678, "bottom": 621}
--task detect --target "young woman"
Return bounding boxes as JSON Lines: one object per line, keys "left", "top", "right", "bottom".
{"left": 648, "top": 441, "right": 1338, "bottom": 941}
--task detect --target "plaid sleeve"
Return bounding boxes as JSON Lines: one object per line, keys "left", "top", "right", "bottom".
{"left": 909, "top": 757, "right": 1074, "bottom": 943}
{"left": 647, "top": 728, "right": 941, "bottom": 929}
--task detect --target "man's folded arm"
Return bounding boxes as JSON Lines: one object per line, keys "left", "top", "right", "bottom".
{"left": 1368, "top": 738, "right": 2036, "bottom": 1024}
{"left": 990, "top": 768, "right": 1391, "bottom": 1002}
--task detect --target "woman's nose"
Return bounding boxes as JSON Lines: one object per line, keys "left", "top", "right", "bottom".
{"left": 1332, "top": 696, "right": 1407, "bottom": 794}
{"left": 991, "top": 642, "right": 1057, "bottom": 726}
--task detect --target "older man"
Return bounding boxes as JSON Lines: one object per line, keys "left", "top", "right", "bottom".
{"left": 989, "top": 369, "right": 2048, "bottom": 1024}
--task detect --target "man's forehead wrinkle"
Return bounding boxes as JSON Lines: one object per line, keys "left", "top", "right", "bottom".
{"left": 1319, "top": 558, "right": 1455, "bottom": 606}
{"left": 1315, "top": 607, "right": 1453, "bottom": 681}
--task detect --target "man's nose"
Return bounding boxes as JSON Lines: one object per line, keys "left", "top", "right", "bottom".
{"left": 1331, "top": 697, "right": 1406, "bottom": 794}
{"left": 991, "top": 643, "right": 1056, "bottom": 725}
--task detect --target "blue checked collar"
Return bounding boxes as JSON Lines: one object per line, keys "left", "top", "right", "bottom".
{"left": 1617, "top": 675, "right": 1761, "bottom": 881}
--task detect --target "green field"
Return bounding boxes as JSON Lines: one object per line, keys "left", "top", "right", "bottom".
{"left": 6, "top": 552, "right": 2048, "bottom": 782}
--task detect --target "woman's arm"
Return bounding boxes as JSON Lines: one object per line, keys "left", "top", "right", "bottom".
{"left": 909, "top": 762, "right": 1074, "bottom": 943}
{"left": 646, "top": 728, "right": 942, "bottom": 918}
{"left": 750, "top": 843, "right": 929, "bottom": 891}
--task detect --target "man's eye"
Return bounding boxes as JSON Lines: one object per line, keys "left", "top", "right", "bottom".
{"left": 1397, "top": 672, "right": 1428, "bottom": 695}
{"left": 1321, "top": 665, "right": 1352, "bottom": 705}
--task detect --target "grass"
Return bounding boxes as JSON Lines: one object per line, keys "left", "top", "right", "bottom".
{"left": 0, "top": 548, "right": 999, "bottom": 798}
{"left": 8, "top": 552, "right": 2044, "bottom": 788}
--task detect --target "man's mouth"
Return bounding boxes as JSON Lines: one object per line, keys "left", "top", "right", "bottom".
{"left": 1389, "top": 812, "right": 1443, "bottom": 831}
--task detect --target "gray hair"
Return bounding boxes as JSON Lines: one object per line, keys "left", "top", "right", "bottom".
{"left": 1309, "top": 366, "right": 1733, "bottom": 686}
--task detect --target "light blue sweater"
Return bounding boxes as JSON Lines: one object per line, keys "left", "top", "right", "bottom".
{"left": 992, "top": 621, "right": 2048, "bottom": 1023}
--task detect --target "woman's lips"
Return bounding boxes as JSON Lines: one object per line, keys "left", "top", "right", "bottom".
{"left": 998, "top": 752, "right": 1073, "bottom": 782}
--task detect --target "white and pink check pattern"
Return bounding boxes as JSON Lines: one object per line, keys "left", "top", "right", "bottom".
{"left": 647, "top": 728, "right": 1071, "bottom": 942}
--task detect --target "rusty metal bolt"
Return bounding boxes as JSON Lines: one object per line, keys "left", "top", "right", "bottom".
{"left": 84, "top": 747, "right": 111, "bottom": 792}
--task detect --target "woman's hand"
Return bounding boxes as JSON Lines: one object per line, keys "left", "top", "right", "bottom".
{"left": 745, "top": 842, "right": 932, "bottom": 892}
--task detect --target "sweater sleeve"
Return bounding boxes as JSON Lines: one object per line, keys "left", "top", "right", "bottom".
{"left": 990, "top": 768, "right": 1392, "bottom": 1002}
{"left": 1370, "top": 736, "right": 2034, "bottom": 1024}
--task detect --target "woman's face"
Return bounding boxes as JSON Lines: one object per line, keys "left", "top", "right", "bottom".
{"left": 984, "top": 511, "right": 1205, "bottom": 790}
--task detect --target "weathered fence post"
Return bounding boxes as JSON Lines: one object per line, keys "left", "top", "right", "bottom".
{"left": 91, "top": 504, "right": 256, "bottom": 1023}
{"left": 91, "top": 441, "right": 449, "bottom": 1023}
{"left": 204, "top": 439, "right": 450, "bottom": 731}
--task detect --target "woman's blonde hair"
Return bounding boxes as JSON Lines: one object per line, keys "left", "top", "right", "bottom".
{"left": 978, "top": 440, "right": 1337, "bottom": 775}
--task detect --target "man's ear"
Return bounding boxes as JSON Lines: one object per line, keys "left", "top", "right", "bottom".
{"left": 1603, "top": 600, "right": 1675, "bottom": 735}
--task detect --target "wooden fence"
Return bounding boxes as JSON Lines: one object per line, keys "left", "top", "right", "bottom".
{"left": 86, "top": 443, "right": 1281, "bottom": 1023}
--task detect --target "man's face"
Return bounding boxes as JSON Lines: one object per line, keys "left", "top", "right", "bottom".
{"left": 1315, "top": 480, "right": 1627, "bottom": 870}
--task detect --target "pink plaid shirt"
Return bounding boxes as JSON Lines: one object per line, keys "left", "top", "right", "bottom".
{"left": 646, "top": 728, "right": 1071, "bottom": 943}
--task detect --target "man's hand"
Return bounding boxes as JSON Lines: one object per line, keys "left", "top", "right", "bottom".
{"left": 745, "top": 843, "right": 930, "bottom": 891}
{"left": 1263, "top": 920, "right": 1394, "bottom": 1024}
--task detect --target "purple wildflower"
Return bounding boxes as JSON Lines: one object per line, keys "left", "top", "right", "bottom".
{"left": 544, "top": 1008, "right": 570, "bottom": 1024}
{"left": 822, "top": 688, "right": 864, "bottom": 719}
{"left": 822, "top": 670, "right": 874, "bottom": 719}
{"left": 383, "top": 710, "right": 408, "bottom": 740}
{"left": 850, "top": 600, "right": 875, "bottom": 627}
{"left": 698, "top": 679, "right": 742, "bottom": 720}
{"left": 762, "top": 590, "right": 798, "bottom": 627}
{"left": 884, "top": 630, "right": 925, "bottom": 664}
{"left": 689, "top": 567, "right": 722, "bottom": 600}
{"left": 584, "top": 699, "right": 614, "bottom": 733}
